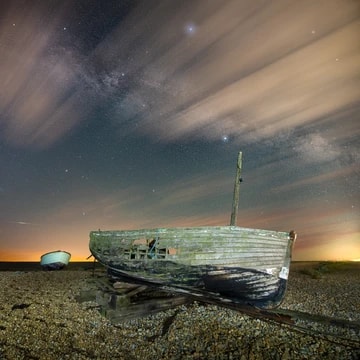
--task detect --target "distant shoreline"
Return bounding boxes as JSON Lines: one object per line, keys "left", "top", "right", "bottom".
{"left": 0, "top": 261, "right": 102, "bottom": 271}
{"left": 0, "top": 260, "right": 357, "bottom": 272}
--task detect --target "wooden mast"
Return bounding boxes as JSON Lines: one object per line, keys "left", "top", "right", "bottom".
{"left": 230, "top": 151, "right": 243, "bottom": 226}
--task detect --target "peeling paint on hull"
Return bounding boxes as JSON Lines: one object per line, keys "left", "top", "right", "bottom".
{"left": 89, "top": 226, "right": 296, "bottom": 309}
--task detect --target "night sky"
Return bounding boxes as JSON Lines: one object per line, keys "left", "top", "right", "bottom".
{"left": 0, "top": 0, "right": 359, "bottom": 262}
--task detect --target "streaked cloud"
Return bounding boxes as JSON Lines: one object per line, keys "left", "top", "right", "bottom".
{"left": 272, "top": 164, "right": 358, "bottom": 193}
{"left": 0, "top": 3, "right": 89, "bottom": 148}
{"left": 97, "top": 0, "right": 360, "bottom": 151}
{"left": 8, "top": 221, "right": 38, "bottom": 226}
{"left": 1, "top": 0, "right": 359, "bottom": 154}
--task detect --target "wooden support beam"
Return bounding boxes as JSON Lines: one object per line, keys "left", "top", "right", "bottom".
{"left": 230, "top": 151, "right": 243, "bottom": 226}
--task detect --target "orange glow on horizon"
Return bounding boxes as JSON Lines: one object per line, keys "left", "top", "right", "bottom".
{"left": 1, "top": 236, "right": 359, "bottom": 263}
{"left": 1, "top": 224, "right": 358, "bottom": 262}
{"left": 293, "top": 233, "right": 360, "bottom": 262}
{"left": 0, "top": 250, "right": 93, "bottom": 262}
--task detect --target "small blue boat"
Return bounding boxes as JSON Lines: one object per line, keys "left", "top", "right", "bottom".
{"left": 40, "top": 250, "right": 71, "bottom": 270}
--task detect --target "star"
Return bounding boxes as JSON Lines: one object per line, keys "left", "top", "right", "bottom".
{"left": 222, "top": 135, "right": 229, "bottom": 143}
{"left": 184, "top": 23, "right": 197, "bottom": 36}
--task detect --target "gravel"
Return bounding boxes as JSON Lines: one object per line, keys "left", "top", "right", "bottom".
{"left": 0, "top": 264, "right": 359, "bottom": 359}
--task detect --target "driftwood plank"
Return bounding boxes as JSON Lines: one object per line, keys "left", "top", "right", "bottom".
{"left": 77, "top": 275, "right": 191, "bottom": 321}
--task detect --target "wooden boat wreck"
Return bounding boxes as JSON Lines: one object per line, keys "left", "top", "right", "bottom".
{"left": 89, "top": 152, "right": 296, "bottom": 309}
{"left": 40, "top": 250, "right": 71, "bottom": 270}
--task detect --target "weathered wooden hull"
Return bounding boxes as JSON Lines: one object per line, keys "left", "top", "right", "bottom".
{"left": 89, "top": 226, "right": 296, "bottom": 309}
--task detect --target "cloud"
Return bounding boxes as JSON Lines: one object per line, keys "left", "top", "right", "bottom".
{"left": 296, "top": 133, "right": 339, "bottom": 163}
{"left": 8, "top": 221, "right": 37, "bottom": 226}
{"left": 272, "top": 164, "right": 358, "bottom": 193}
{"left": 97, "top": 0, "right": 360, "bottom": 147}
{"left": 1, "top": 0, "right": 359, "bottom": 151}
{"left": 0, "top": 3, "right": 91, "bottom": 148}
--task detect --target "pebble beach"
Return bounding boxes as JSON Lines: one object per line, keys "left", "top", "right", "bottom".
{"left": 0, "top": 262, "right": 359, "bottom": 359}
